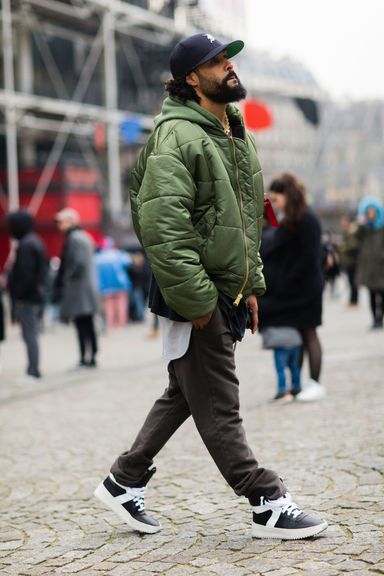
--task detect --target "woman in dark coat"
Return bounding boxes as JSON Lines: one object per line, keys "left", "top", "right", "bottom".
{"left": 54, "top": 208, "right": 99, "bottom": 368}
{"left": 258, "top": 173, "right": 325, "bottom": 401}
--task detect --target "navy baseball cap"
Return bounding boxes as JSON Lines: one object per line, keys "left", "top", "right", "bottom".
{"left": 170, "top": 33, "right": 244, "bottom": 79}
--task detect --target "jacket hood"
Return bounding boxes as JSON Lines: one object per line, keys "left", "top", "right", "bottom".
{"left": 7, "top": 209, "right": 34, "bottom": 239}
{"left": 358, "top": 197, "right": 384, "bottom": 229}
{"left": 154, "top": 97, "right": 243, "bottom": 133}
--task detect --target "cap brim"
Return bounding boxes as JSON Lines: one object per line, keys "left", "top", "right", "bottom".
{"left": 225, "top": 40, "right": 245, "bottom": 59}
{"left": 195, "top": 39, "right": 244, "bottom": 70}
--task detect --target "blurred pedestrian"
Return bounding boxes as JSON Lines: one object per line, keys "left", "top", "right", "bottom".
{"left": 321, "top": 231, "right": 341, "bottom": 298}
{"left": 7, "top": 209, "right": 47, "bottom": 380}
{"left": 356, "top": 197, "right": 384, "bottom": 329}
{"left": 3, "top": 241, "right": 17, "bottom": 323}
{"left": 128, "top": 251, "right": 149, "bottom": 322}
{"left": 54, "top": 208, "right": 99, "bottom": 368}
{"left": 259, "top": 173, "right": 325, "bottom": 402}
{"left": 94, "top": 237, "right": 132, "bottom": 329}
{"left": 0, "top": 273, "right": 5, "bottom": 373}
{"left": 261, "top": 326, "right": 302, "bottom": 403}
{"left": 94, "top": 33, "right": 327, "bottom": 540}
{"left": 339, "top": 215, "right": 360, "bottom": 306}
{"left": 146, "top": 313, "right": 159, "bottom": 339}
{"left": 44, "top": 256, "right": 61, "bottom": 329}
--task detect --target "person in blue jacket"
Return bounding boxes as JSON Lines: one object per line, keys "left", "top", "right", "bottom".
{"left": 94, "top": 237, "right": 132, "bottom": 329}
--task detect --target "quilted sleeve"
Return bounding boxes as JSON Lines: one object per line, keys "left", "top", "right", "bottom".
{"left": 252, "top": 252, "right": 266, "bottom": 296}
{"left": 137, "top": 152, "right": 218, "bottom": 320}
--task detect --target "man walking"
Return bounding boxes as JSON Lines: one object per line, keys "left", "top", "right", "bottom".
{"left": 95, "top": 33, "right": 328, "bottom": 540}
{"left": 54, "top": 208, "right": 99, "bottom": 368}
{"left": 7, "top": 209, "right": 47, "bottom": 380}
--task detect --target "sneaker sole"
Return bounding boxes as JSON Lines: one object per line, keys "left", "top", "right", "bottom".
{"left": 94, "top": 482, "right": 161, "bottom": 534}
{"left": 252, "top": 520, "right": 328, "bottom": 540}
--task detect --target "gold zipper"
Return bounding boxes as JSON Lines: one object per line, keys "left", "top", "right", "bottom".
{"left": 230, "top": 135, "right": 249, "bottom": 306}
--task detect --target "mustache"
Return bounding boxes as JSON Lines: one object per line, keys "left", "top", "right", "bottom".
{"left": 225, "top": 71, "right": 239, "bottom": 82}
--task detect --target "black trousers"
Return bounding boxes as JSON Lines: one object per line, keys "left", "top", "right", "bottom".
{"left": 73, "top": 314, "right": 98, "bottom": 363}
{"left": 346, "top": 267, "right": 359, "bottom": 304}
{"left": 111, "top": 306, "right": 285, "bottom": 505}
{"left": 369, "top": 290, "right": 384, "bottom": 325}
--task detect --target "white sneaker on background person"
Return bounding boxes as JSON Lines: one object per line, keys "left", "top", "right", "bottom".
{"left": 296, "top": 378, "right": 326, "bottom": 402}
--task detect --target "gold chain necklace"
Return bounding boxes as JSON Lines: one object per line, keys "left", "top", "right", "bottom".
{"left": 223, "top": 112, "right": 231, "bottom": 136}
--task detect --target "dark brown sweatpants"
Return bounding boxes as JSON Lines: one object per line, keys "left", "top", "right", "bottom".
{"left": 111, "top": 306, "right": 285, "bottom": 504}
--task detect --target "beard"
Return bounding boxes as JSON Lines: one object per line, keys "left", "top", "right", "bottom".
{"left": 197, "top": 70, "right": 247, "bottom": 103}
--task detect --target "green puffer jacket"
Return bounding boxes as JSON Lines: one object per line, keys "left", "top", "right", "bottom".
{"left": 130, "top": 96, "right": 266, "bottom": 320}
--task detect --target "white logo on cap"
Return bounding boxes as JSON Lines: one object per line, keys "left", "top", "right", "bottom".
{"left": 203, "top": 34, "right": 215, "bottom": 44}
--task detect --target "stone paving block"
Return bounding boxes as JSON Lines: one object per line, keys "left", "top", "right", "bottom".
{"left": 348, "top": 529, "right": 382, "bottom": 540}
{"left": 294, "top": 560, "right": 340, "bottom": 571}
{"left": 242, "top": 541, "right": 279, "bottom": 554}
{"left": 16, "top": 567, "right": 54, "bottom": 576}
{"left": 297, "top": 571, "right": 339, "bottom": 576}
{"left": 166, "top": 566, "right": 200, "bottom": 575}
{"left": 194, "top": 573, "right": 242, "bottom": 576}
{"left": 107, "top": 550, "right": 147, "bottom": 563}
{"left": 359, "top": 552, "right": 384, "bottom": 566}
{"left": 209, "top": 561, "right": 251, "bottom": 576}
{"left": 238, "top": 557, "right": 287, "bottom": 572}
{"left": 334, "top": 558, "right": 379, "bottom": 571}
{"left": 334, "top": 543, "right": 371, "bottom": 555}
{"left": 262, "top": 568, "right": 299, "bottom": 576}
{"left": 58, "top": 560, "right": 101, "bottom": 573}
{"left": 191, "top": 557, "right": 218, "bottom": 567}
{"left": 89, "top": 561, "right": 119, "bottom": 571}
{"left": 0, "top": 539, "right": 24, "bottom": 552}
{"left": 109, "top": 561, "right": 153, "bottom": 575}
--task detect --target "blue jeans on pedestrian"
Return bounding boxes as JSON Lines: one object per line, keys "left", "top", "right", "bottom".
{"left": 273, "top": 346, "right": 301, "bottom": 395}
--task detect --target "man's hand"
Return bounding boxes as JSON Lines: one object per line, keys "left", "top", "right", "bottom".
{"left": 246, "top": 294, "right": 259, "bottom": 334}
{"left": 192, "top": 313, "right": 213, "bottom": 330}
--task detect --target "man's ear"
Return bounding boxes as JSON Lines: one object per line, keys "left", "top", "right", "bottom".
{"left": 186, "top": 71, "right": 198, "bottom": 88}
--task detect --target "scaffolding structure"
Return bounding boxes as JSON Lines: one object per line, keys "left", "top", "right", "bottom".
{"left": 1, "top": 0, "right": 329, "bottom": 233}
{"left": 0, "top": 0, "right": 199, "bottom": 220}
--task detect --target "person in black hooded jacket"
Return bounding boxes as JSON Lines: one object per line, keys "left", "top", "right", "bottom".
{"left": 7, "top": 209, "right": 47, "bottom": 379}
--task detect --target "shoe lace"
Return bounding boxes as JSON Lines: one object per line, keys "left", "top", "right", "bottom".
{"left": 129, "top": 486, "right": 146, "bottom": 513}
{"left": 266, "top": 492, "right": 302, "bottom": 519}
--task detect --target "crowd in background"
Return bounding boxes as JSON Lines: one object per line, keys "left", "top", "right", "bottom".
{"left": 0, "top": 177, "right": 383, "bottom": 396}
{"left": 0, "top": 207, "right": 152, "bottom": 380}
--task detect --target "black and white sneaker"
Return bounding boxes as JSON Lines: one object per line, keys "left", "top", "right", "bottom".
{"left": 94, "top": 466, "right": 161, "bottom": 534}
{"left": 252, "top": 492, "right": 328, "bottom": 539}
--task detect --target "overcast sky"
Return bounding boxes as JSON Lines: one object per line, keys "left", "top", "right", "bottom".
{"left": 244, "top": 0, "right": 383, "bottom": 101}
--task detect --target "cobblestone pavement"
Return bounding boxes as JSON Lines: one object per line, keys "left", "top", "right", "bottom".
{"left": 0, "top": 286, "right": 383, "bottom": 575}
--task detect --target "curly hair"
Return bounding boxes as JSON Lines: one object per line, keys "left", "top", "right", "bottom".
{"left": 269, "top": 172, "right": 307, "bottom": 229}
{"left": 164, "top": 77, "right": 200, "bottom": 103}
